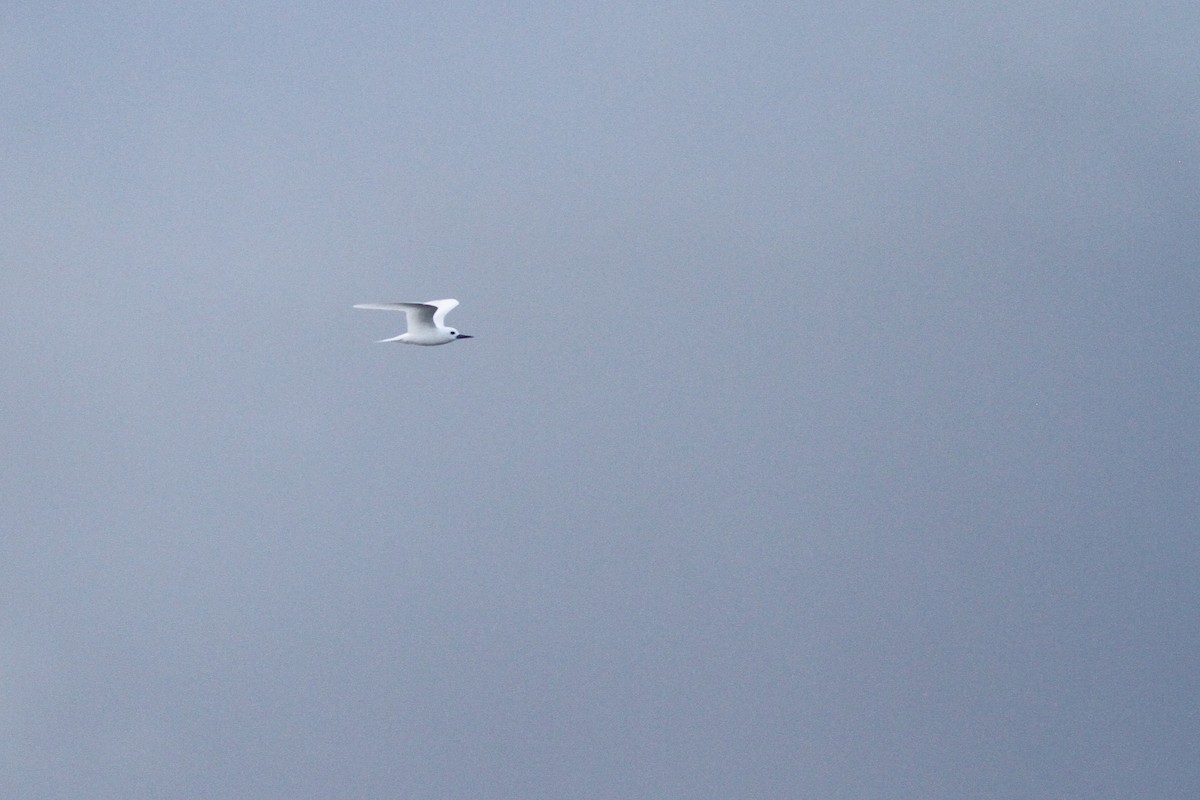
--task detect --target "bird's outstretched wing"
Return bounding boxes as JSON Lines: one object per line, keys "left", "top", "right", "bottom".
{"left": 353, "top": 302, "right": 438, "bottom": 332}
{"left": 353, "top": 299, "right": 458, "bottom": 332}
{"left": 423, "top": 299, "right": 459, "bottom": 328}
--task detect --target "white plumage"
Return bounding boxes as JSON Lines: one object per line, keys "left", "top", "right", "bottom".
{"left": 353, "top": 298, "right": 473, "bottom": 345}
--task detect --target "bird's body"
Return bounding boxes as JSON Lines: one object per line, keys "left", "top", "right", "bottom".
{"left": 353, "top": 298, "right": 473, "bottom": 345}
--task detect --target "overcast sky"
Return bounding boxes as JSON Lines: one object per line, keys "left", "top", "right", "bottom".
{"left": 3, "top": 3, "right": 1199, "bottom": 798}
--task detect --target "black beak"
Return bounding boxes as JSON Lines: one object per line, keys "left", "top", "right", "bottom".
{"left": 456, "top": 334, "right": 474, "bottom": 339}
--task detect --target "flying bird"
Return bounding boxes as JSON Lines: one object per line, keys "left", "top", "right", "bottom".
{"left": 353, "top": 298, "right": 473, "bottom": 345}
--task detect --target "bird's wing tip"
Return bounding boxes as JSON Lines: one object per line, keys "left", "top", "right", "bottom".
{"left": 354, "top": 302, "right": 420, "bottom": 311}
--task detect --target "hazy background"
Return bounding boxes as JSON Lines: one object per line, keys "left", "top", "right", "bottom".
{"left": 3, "top": 2, "right": 1198, "bottom": 797}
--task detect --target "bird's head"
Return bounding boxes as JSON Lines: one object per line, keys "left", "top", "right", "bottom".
{"left": 448, "top": 329, "right": 473, "bottom": 340}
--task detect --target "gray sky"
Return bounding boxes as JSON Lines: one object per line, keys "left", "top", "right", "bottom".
{"left": 3, "top": 2, "right": 1199, "bottom": 797}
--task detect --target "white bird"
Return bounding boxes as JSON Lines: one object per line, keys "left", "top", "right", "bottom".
{"left": 353, "top": 298, "right": 474, "bottom": 345}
